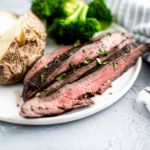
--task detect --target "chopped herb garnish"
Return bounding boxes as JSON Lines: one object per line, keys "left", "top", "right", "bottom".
{"left": 73, "top": 68, "right": 76, "bottom": 73}
{"left": 40, "top": 74, "right": 45, "bottom": 83}
{"left": 69, "top": 63, "right": 74, "bottom": 68}
{"left": 82, "top": 57, "right": 93, "bottom": 65}
{"left": 35, "top": 92, "right": 41, "bottom": 97}
{"left": 55, "top": 76, "right": 62, "bottom": 81}
{"left": 55, "top": 75, "right": 63, "bottom": 81}
{"left": 44, "top": 65, "right": 48, "bottom": 69}
{"left": 109, "top": 92, "right": 112, "bottom": 95}
{"left": 69, "top": 63, "right": 77, "bottom": 73}
{"left": 102, "top": 61, "right": 109, "bottom": 65}
{"left": 98, "top": 50, "right": 110, "bottom": 55}
{"left": 68, "top": 52, "right": 73, "bottom": 57}
{"left": 73, "top": 40, "right": 81, "bottom": 47}
{"left": 113, "top": 62, "right": 118, "bottom": 70}
{"left": 87, "top": 57, "right": 93, "bottom": 61}
{"left": 96, "top": 58, "right": 102, "bottom": 65}
{"left": 83, "top": 59, "right": 89, "bottom": 65}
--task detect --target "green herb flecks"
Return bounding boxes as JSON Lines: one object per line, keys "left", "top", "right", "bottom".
{"left": 113, "top": 62, "right": 118, "bottom": 70}
{"left": 73, "top": 40, "right": 81, "bottom": 47}
{"left": 73, "top": 68, "right": 77, "bottom": 73}
{"left": 69, "top": 63, "right": 76, "bottom": 73}
{"left": 35, "top": 92, "right": 41, "bottom": 97}
{"left": 55, "top": 76, "right": 62, "bottom": 81}
{"left": 40, "top": 74, "right": 45, "bottom": 83}
{"left": 55, "top": 75, "right": 63, "bottom": 81}
{"left": 68, "top": 52, "right": 72, "bottom": 56}
{"left": 83, "top": 59, "right": 89, "bottom": 65}
{"left": 102, "top": 61, "right": 109, "bottom": 65}
{"left": 109, "top": 92, "right": 112, "bottom": 95}
{"left": 69, "top": 63, "right": 74, "bottom": 68}
{"left": 44, "top": 65, "right": 48, "bottom": 69}
{"left": 98, "top": 50, "right": 110, "bottom": 56}
{"left": 82, "top": 57, "right": 93, "bottom": 65}
{"left": 96, "top": 58, "right": 102, "bottom": 65}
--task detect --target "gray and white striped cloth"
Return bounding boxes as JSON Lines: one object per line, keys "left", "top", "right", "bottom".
{"left": 107, "top": 0, "right": 150, "bottom": 43}
{"left": 106, "top": 0, "right": 150, "bottom": 113}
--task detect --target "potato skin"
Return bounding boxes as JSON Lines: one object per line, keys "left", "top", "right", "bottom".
{"left": 0, "top": 11, "right": 46, "bottom": 84}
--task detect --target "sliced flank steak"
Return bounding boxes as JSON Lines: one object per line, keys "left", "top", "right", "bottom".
{"left": 20, "top": 43, "right": 150, "bottom": 118}
{"left": 23, "top": 32, "right": 133, "bottom": 100}
{"left": 40, "top": 38, "right": 135, "bottom": 97}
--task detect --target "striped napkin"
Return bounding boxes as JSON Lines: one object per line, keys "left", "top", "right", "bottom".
{"left": 106, "top": 0, "right": 150, "bottom": 62}
{"left": 106, "top": 0, "right": 150, "bottom": 42}
{"left": 106, "top": 0, "right": 150, "bottom": 113}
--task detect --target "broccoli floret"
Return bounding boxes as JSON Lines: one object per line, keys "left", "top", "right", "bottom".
{"left": 73, "top": 5, "right": 101, "bottom": 43}
{"left": 75, "top": 18, "right": 101, "bottom": 43}
{"left": 87, "top": 0, "right": 112, "bottom": 28}
{"left": 49, "top": 4, "right": 101, "bottom": 44}
{"left": 57, "top": 0, "right": 85, "bottom": 18}
{"left": 31, "top": 0, "right": 59, "bottom": 20}
{"left": 49, "top": 19, "right": 77, "bottom": 44}
{"left": 48, "top": 3, "right": 84, "bottom": 43}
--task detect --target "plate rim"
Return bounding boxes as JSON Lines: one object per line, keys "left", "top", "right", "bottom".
{"left": 0, "top": 58, "right": 142, "bottom": 125}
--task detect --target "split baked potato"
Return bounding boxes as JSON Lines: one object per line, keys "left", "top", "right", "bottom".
{"left": 0, "top": 11, "right": 46, "bottom": 84}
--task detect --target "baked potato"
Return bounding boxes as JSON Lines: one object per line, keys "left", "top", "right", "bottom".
{"left": 0, "top": 11, "right": 46, "bottom": 84}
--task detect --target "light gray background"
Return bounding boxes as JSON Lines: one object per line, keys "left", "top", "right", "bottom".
{"left": 0, "top": 1, "right": 150, "bottom": 150}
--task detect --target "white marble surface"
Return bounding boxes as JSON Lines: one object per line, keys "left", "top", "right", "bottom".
{"left": 0, "top": 1, "right": 150, "bottom": 150}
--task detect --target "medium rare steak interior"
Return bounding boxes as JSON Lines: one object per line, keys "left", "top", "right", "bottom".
{"left": 20, "top": 40, "right": 150, "bottom": 118}
{"left": 40, "top": 38, "right": 135, "bottom": 97}
{"left": 23, "top": 32, "right": 133, "bottom": 100}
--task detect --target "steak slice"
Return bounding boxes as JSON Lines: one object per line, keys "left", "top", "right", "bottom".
{"left": 23, "top": 45, "right": 76, "bottom": 99}
{"left": 40, "top": 38, "right": 135, "bottom": 97}
{"left": 20, "top": 43, "right": 150, "bottom": 118}
{"left": 23, "top": 32, "right": 133, "bottom": 100}
{"left": 24, "top": 45, "right": 73, "bottom": 85}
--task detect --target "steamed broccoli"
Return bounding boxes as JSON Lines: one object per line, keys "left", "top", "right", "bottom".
{"left": 87, "top": 0, "right": 112, "bottom": 28}
{"left": 31, "top": 0, "right": 112, "bottom": 44}
{"left": 49, "top": 4, "right": 101, "bottom": 44}
{"left": 31, "top": 0, "right": 59, "bottom": 20}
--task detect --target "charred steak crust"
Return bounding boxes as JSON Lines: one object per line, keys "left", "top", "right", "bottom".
{"left": 40, "top": 38, "right": 135, "bottom": 97}
{"left": 24, "top": 45, "right": 73, "bottom": 85}
{"left": 23, "top": 46, "right": 73, "bottom": 98}
{"left": 20, "top": 43, "right": 150, "bottom": 118}
{"left": 23, "top": 32, "right": 133, "bottom": 100}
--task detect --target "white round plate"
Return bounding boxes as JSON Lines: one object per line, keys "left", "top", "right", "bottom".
{"left": 0, "top": 23, "right": 142, "bottom": 125}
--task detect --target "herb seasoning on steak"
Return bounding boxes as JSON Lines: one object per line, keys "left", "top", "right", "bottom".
{"left": 20, "top": 43, "right": 150, "bottom": 118}
{"left": 23, "top": 32, "right": 133, "bottom": 101}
